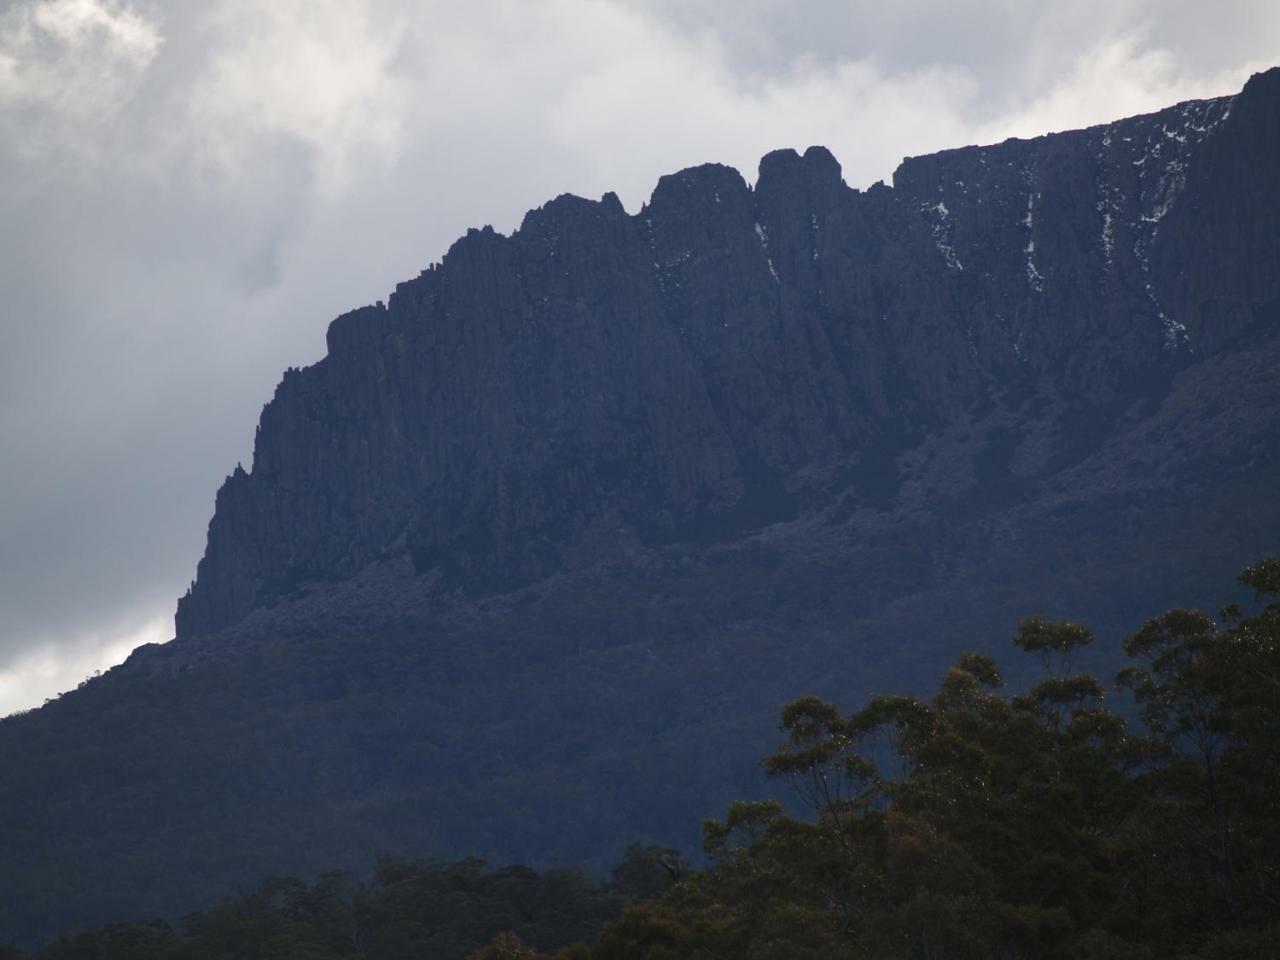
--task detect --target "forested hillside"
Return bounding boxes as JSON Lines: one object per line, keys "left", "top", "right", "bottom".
{"left": 9, "top": 560, "right": 1278, "bottom": 959}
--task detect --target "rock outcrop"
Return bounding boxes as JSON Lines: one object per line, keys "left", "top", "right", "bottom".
{"left": 176, "top": 71, "right": 1278, "bottom": 643}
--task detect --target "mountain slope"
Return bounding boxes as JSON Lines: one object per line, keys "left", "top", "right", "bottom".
{"left": 2, "top": 69, "right": 1278, "bottom": 947}
{"left": 175, "top": 79, "right": 1272, "bottom": 640}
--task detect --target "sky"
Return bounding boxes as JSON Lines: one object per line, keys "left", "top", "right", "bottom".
{"left": 0, "top": 0, "right": 1276, "bottom": 717}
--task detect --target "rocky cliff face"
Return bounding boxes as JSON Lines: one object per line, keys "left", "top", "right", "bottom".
{"left": 176, "top": 69, "right": 1279, "bottom": 642}
{"left": 3, "top": 70, "right": 1278, "bottom": 949}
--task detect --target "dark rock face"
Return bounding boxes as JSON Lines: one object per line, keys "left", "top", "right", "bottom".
{"left": 175, "top": 72, "right": 1277, "bottom": 641}
{"left": 2, "top": 70, "right": 1278, "bottom": 948}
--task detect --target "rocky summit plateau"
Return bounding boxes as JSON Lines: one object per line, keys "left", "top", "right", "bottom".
{"left": 2, "top": 68, "right": 1278, "bottom": 946}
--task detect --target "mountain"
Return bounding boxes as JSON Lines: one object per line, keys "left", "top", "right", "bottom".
{"left": 3, "top": 69, "right": 1278, "bottom": 947}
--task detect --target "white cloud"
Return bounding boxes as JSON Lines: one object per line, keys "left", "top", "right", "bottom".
{"left": 0, "top": 0, "right": 161, "bottom": 160}
{"left": 542, "top": 6, "right": 980, "bottom": 197}
{"left": 0, "top": 614, "right": 168, "bottom": 719}
{"left": 181, "top": 0, "right": 406, "bottom": 194}
{"left": 979, "top": 34, "right": 1273, "bottom": 143}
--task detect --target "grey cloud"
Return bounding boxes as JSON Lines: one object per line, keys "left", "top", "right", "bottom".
{"left": 630, "top": 0, "right": 1280, "bottom": 102}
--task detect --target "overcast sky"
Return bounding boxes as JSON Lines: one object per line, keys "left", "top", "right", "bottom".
{"left": 0, "top": 0, "right": 1276, "bottom": 716}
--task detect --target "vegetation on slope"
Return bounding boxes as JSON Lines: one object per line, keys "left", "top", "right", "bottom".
{"left": 6, "top": 559, "right": 1278, "bottom": 959}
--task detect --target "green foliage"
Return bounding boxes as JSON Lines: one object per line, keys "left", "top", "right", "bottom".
{"left": 32, "top": 859, "right": 620, "bottom": 960}
{"left": 1237, "top": 556, "right": 1280, "bottom": 599}
{"left": 465, "top": 931, "right": 545, "bottom": 959}
{"left": 1012, "top": 615, "right": 1094, "bottom": 676}
{"left": 577, "top": 558, "right": 1280, "bottom": 958}
{"left": 610, "top": 844, "right": 685, "bottom": 901}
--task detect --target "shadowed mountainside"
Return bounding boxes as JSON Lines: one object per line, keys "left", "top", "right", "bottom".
{"left": 1, "top": 68, "right": 1278, "bottom": 948}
